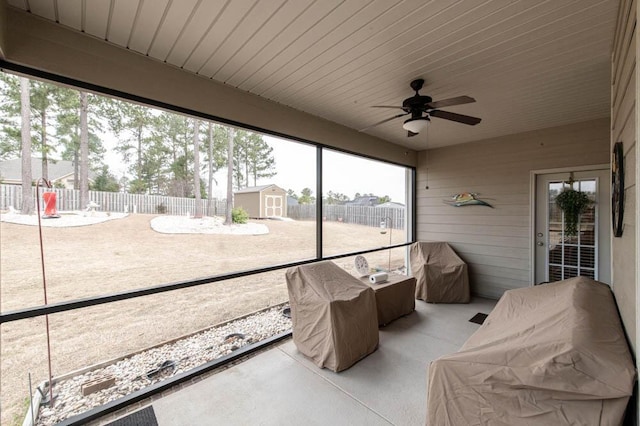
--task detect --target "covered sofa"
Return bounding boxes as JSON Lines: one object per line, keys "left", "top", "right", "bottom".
{"left": 427, "top": 277, "right": 636, "bottom": 425}
{"left": 410, "top": 242, "right": 470, "bottom": 303}
{"left": 285, "top": 261, "right": 378, "bottom": 372}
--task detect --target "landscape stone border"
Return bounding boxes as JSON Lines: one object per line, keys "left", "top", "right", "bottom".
{"left": 27, "top": 302, "right": 291, "bottom": 426}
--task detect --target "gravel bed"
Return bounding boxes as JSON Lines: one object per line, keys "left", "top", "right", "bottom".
{"left": 150, "top": 215, "right": 269, "bottom": 235}
{"left": 0, "top": 211, "right": 128, "bottom": 227}
{"left": 35, "top": 305, "right": 292, "bottom": 425}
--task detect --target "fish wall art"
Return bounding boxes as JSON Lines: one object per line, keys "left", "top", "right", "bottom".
{"left": 444, "top": 192, "right": 493, "bottom": 208}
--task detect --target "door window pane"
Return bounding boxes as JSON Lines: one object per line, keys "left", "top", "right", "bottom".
{"left": 546, "top": 178, "right": 598, "bottom": 282}
{"left": 581, "top": 246, "right": 595, "bottom": 269}
{"left": 582, "top": 269, "right": 595, "bottom": 279}
{"left": 549, "top": 202, "right": 562, "bottom": 223}
{"left": 549, "top": 266, "right": 563, "bottom": 282}
{"left": 564, "top": 267, "right": 578, "bottom": 278}
{"left": 579, "top": 224, "right": 596, "bottom": 245}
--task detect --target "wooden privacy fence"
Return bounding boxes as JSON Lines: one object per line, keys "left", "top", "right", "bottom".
{"left": 288, "top": 204, "right": 405, "bottom": 230}
{"left": 0, "top": 184, "right": 227, "bottom": 216}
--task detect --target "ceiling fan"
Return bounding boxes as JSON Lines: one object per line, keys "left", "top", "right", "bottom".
{"left": 360, "top": 79, "right": 481, "bottom": 137}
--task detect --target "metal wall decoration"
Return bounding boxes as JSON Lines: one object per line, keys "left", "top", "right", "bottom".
{"left": 612, "top": 142, "right": 625, "bottom": 237}
{"left": 444, "top": 192, "right": 493, "bottom": 208}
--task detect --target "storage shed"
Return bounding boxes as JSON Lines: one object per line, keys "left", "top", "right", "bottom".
{"left": 234, "top": 184, "right": 288, "bottom": 218}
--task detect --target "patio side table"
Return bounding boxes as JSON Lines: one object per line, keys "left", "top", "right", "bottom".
{"left": 361, "top": 274, "right": 416, "bottom": 326}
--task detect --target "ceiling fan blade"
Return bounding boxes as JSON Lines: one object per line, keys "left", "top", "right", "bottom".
{"left": 407, "top": 131, "right": 418, "bottom": 137}
{"left": 371, "top": 105, "right": 405, "bottom": 109}
{"left": 359, "top": 113, "right": 408, "bottom": 131}
{"left": 430, "top": 109, "right": 481, "bottom": 125}
{"left": 426, "top": 95, "right": 475, "bottom": 109}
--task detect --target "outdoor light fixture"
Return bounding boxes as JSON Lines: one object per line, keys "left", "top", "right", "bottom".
{"left": 402, "top": 116, "right": 430, "bottom": 134}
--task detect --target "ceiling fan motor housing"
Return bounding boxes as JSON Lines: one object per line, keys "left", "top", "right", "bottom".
{"left": 402, "top": 95, "right": 432, "bottom": 114}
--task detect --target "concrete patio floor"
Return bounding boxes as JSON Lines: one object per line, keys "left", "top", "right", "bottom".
{"left": 108, "top": 297, "right": 497, "bottom": 425}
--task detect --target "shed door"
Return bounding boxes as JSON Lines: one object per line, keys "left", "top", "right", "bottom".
{"left": 265, "top": 195, "right": 283, "bottom": 217}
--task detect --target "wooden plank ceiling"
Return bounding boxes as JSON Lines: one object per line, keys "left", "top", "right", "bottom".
{"left": 7, "top": 0, "right": 618, "bottom": 150}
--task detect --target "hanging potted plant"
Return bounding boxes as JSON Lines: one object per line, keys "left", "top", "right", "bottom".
{"left": 555, "top": 184, "right": 592, "bottom": 236}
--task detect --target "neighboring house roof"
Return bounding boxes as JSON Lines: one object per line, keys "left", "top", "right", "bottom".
{"left": 287, "top": 195, "right": 299, "bottom": 206}
{"left": 234, "top": 184, "right": 285, "bottom": 194}
{"left": 346, "top": 196, "right": 379, "bottom": 206}
{"left": 0, "top": 157, "right": 95, "bottom": 183}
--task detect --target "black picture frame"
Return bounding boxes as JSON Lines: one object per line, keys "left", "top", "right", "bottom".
{"left": 612, "top": 142, "right": 624, "bottom": 237}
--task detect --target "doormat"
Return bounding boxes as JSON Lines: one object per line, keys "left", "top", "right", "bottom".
{"left": 469, "top": 313, "right": 488, "bottom": 325}
{"left": 106, "top": 406, "right": 158, "bottom": 426}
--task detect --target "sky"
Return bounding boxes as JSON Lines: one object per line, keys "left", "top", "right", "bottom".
{"left": 209, "top": 135, "right": 407, "bottom": 202}
{"left": 105, "top": 131, "right": 408, "bottom": 203}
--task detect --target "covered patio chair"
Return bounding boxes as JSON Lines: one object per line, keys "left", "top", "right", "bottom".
{"left": 410, "top": 242, "right": 470, "bottom": 303}
{"left": 285, "top": 261, "right": 378, "bottom": 372}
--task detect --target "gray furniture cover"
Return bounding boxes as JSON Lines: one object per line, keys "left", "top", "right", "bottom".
{"left": 286, "top": 261, "right": 378, "bottom": 372}
{"left": 410, "top": 242, "right": 470, "bottom": 303}
{"left": 427, "top": 277, "right": 636, "bottom": 426}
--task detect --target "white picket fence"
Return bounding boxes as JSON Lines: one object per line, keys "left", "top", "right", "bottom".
{"left": 0, "top": 184, "right": 227, "bottom": 216}
{"left": 288, "top": 204, "right": 406, "bottom": 230}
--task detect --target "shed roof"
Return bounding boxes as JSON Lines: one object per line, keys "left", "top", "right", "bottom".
{"left": 234, "top": 184, "right": 285, "bottom": 194}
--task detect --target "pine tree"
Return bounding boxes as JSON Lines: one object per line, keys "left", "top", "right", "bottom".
{"left": 1, "top": 73, "right": 107, "bottom": 209}
{"left": 152, "top": 112, "right": 189, "bottom": 196}
{"left": 56, "top": 88, "right": 105, "bottom": 192}
{"left": 232, "top": 130, "right": 276, "bottom": 188}
{"left": 225, "top": 127, "right": 235, "bottom": 225}
{"left": 0, "top": 72, "right": 23, "bottom": 160}
{"left": 207, "top": 123, "right": 215, "bottom": 215}
{"left": 79, "top": 92, "right": 90, "bottom": 209}
{"left": 30, "top": 80, "right": 60, "bottom": 181}
{"left": 103, "top": 99, "right": 156, "bottom": 193}
{"left": 247, "top": 135, "right": 276, "bottom": 186}
{"left": 19, "top": 77, "right": 33, "bottom": 214}
{"left": 193, "top": 118, "right": 202, "bottom": 218}
{"left": 90, "top": 165, "right": 120, "bottom": 192}
{"left": 206, "top": 123, "right": 227, "bottom": 216}
{"left": 232, "top": 130, "right": 248, "bottom": 189}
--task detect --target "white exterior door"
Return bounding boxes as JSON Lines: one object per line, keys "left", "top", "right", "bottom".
{"left": 265, "top": 195, "right": 283, "bottom": 217}
{"left": 534, "top": 169, "right": 610, "bottom": 284}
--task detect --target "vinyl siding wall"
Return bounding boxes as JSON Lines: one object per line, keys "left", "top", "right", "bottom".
{"left": 416, "top": 118, "right": 609, "bottom": 299}
{"left": 611, "top": 0, "right": 637, "bottom": 353}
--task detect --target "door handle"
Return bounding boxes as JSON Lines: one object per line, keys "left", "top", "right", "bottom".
{"left": 537, "top": 242, "right": 544, "bottom": 246}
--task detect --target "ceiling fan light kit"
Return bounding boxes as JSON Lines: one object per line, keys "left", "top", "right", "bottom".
{"left": 403, "top": 116, "right": 430, "bottom": 133}
{"left": 364, "top": 78, "right": 481, "bottom": 137}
